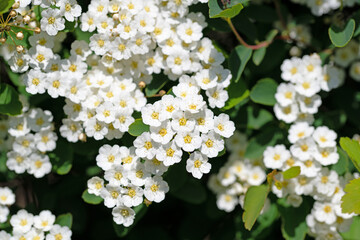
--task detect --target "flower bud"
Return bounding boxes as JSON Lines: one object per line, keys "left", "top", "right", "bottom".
{"left": 159, "top": 90, "right": 166, "bottom": 97}
{"left": 112, "top": 13, "right": 119, "bottom": 21}
{"left": 79, "top": 132, "right": 87, "bottom": 142}
{"left": 0, "top": 37, "right": 6, "bottom": 44}
{"left": 16, "top": 45, "right": 24, "bottom": 53}
{"left": 138, "top": 81, "right": 146, "bottom": 89}
{"left": 34, "top": 27, "right": 41, "bottom": 34}
{"left": 23, "top": 15, "right": 31, "bottom": 24}
{"left": 16, "top": 31, "right": 24, "bottom": 40}
{"left": 9, "top": 10, "right": 17, "bottom": 18}
{"left": 12, "top": 2, "right": 20, "bottom": 9}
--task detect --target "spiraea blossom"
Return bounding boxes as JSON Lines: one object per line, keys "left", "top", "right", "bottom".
{"left": 0, "top": 187, "right": 73, "bottom": 239}
{"left": 208, "top": 131, "right": 268, "bottom": 213}
{"left": 1, "top": 97, "right": 57, "bottom": 178}
{"left": 289, "top": 0, "right": 358, "bottom": 16}
{"left": 264, "top": 53, "right": 358, "bottom": 238}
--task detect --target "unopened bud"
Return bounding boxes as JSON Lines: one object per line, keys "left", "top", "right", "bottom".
{"left": 30, "top": 12, "right": 36, "bottom": 19}
{"left": 138, "top": 81, "right": 146, "bottom": 89}
{"left": 158, "top": 90, "right": 166, "bottom": 97}
{"left": 143, "top": 198, "right": 152, "bottom": 207}
{"left": 112, "top": 13, "right": 119, "bottom": 21}
{"left": 9, "top": 10, "right": 17, "bottom": 18}
{"left": 29, "top": 21, "right": 37, "bottom": 29}
{"left": 12, "top": 2, "right": 20, "bottom": 9}
{"left": 34, "top": 27, "right": 41, "bottom": 34}
{"left": 16, "top": 31, "right": 24, "bottom": 40}
{"left": 16, "top": 45, "right": 24, "bottom": 53}
{"left": 78, "top": 132, "right": 87, "bottom": 142}
{"left": 0, "top": 37, "right": 6, "bottom": 44}
{"left": 23, "top": 15, "right": 31, "bottom": 24}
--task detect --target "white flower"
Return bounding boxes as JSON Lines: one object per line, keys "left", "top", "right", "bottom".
{"left": 263, "top": 145, "right": 290, "bottom": 169}
{"left": 101, "top": 185, "right": 122, "bottom": 208}
{"left": 314, "top": 168, "right": 338, "bottom": 197}
{"left": 120, "top": 185, "right": 144, "bottom": 207}
{"left": 59, "top": 119, "right": 83, "bottom": 143}
{"left": 200, "top": 131, "right": 224, "bottom": 158}
{"left": 144, "top": 176, "right": 169, "bottom": 203}
{"left": 216, "top": 193, "right": 238, "bottom": 212}
{"left": 33, "top": 210, "right": 55, "bottom": 231}
{"left": 40, "top": 9, "right": 65, "bottom": 36}
{"left": 312, "top": 126, "right": 337, "bottom": 148}
{"left": 150, "top": 120, "right": 174, "bottom": 145}
{"left": 134, "top": 132, "right": 158, "bottom": 159}
{"left": 34, "top": 130, "right": 57, "bottom": 152}
{"left": 296, "top": 158, "right": 321, "bottom": 178}
{"left": 288, "top": 122, "right": 314, "bottom": 144}
{"left": 0, "top": 187, "right": 15, "bottom": 206}
{"left": 186, "top": 151, "right": 211, "bottom": 179}
{"left": 280, "top": 57, "right": 303, "bottom": 82}
{"left": 213, "top": 113, "right": 235, "bottom": 138}
{"left": 127, "top": 163, "right": 151, "bottom": 187}
{"left": 312, "top": 201, "right": 337, "bottom": 225}
{"left": 313, "top": 146, "right": 339, "bottom": 166}
{"left": 24, "top": 69, "right": 47, "bottom": 95}
{"left": 27, "top": 153, "right": 52, "bottom": 178}
{"left": 0, "top": 206, "right": 9, "bottom": 223}
{"left": 6, "top": 151, "right": 29, "bottom": 174}
{"left": 104, "top": 165, "right": 129, "bottom": 186}
{"left": 27, "top": 108, "right": 53, "bottom": 132}
{"left": 206, "top": 86, "right": 229, "bottom": 109}
{"left": 290, "top": 137, "right": 316, "bottom": 161}
{"left": 247, "top": 166, "right": 266, "bottom": 186}
{"left": 141, "top": 102, "right": 166, "bottom": 127}
{"left": 156, "top": 141, "right": 182, "bottom": 166}
{"left": 87, "top": 176, "right": 104, "bottom": 196}
{"left": 144, "top": 158, "right": 168, "bottom": 176}
{"left": 46, "top": 224, "right": 72, "bottom": 240}
{"left": 171, "top": 110, "right": 195, "bottom": 133}
{"left": 10, "top": 209, "right": 34, "bottom": 234}
{"left": 112, "top": 205, "right": 135, "bottom": 227}
{"left": 96, "top": 144, "right": 121, "bottom": 171}
{"left": 175, "top": 130, "right": 202, "bottom": 152}
{"left": 193, "top": 108, "right": 214, "bottom": 133}
{"left": 84, "top": 118, "right": 108, "bottom": 140}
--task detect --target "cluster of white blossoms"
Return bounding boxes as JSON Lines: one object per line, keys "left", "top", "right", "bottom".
{"left": 0, "top": 187, "right": 16, "bottom": 224}
{"left": 275, "top": 53, "right": 344, "bottom": 124}
{"left": 264, "top": 53, "right": 358, "bottom": 239}
{"left": 333, "top": 40, "right": 360, "bottom": 83}
{"left": 208, "top": 131, "right": 268, "bottom": 212}
{"left": 0, "top": 98, "right": 57, "bottom": 178}
{"left": 0, "top": 187, "right": 72, "bottom": 240}
{"left": 86, "top": 77, "right": 236, "bottom": 226}
{"left": 289, "top": 0, "right": 358, "bottom": 16}
{"left": 19, "top": 0, "right": 81, "bottom": 36}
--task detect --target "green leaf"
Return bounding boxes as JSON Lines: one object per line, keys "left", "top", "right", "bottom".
{"left": 171, "top": 178, "right": 207, "bottom": 204}
{"left": 341, "top": 216, "right": 360, "bottom": 239}
{"left": 329, "top": 19, "right": 355, "bottom": 47}
{"left": 266, "top": 29, "right": 279, "bottom": 42}
{"left": 55, "top": 213, "right": 73, "bottom": 228}
{"left": 282, "top": 166, "right": 301, "bottom": 179}
{"left": 332, "top": 147, "right": 351, "bottom": 175}
{"left": 209, "top": 0, "right": 245, "bottom": 18}
{"left": 222, "top": 79, "right": 249, "bottom": 110}
{"left": 113, "top": 204, "right": 148, "bottom": 237}
{"left": 50, "top": 139, "right": 74, "bottom": 175}
{"left": 340, "top": 137, "right": 360, "bottom": 173}
{"left": 341, "top": 178, "right": 360, "bottom": 214}
{"left": 242, "top": 184, "right": 269, "bottom": 230}
{"left": 64, "top": 20, "right": 76, "bottom": 32}
{"left": 81, "top": 190, "right": 103, "bottom": 205}
{"left": 128, "top": 119, "right": 150, "bottom": 137}
{"left": 0, "top": 0, "right": 14, "bottom": 14}
{"left": 145, "top": 74, "right": 168, "bottom": 97}
{"left": 0, "top": 83, "right": 22, "bottom": 116}
{"left": 252, "top": 48, "right": 266, "bottom": 66}
{"left": 74, "top": 27, "right": 94, "bottom": 43}
{"left": 277, "top": 198, "right": 312, "bottom": 240}
{"left": 246, "top": 106, "right": 274, "bottom": 130}
{"left": 250, "top": 78, "right": 278, "bottom": 106}
{"left": 229, "top": 45, "right": 252, "bottom": 83}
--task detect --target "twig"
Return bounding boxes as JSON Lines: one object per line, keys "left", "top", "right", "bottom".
{"left": 274, "top": 0, "right": 287, "bottom": 30}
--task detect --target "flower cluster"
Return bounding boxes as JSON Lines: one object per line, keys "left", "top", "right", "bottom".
{"left": 275, "top": 53, "right": 344, "bottom": 124}
{"left": 1, "top": 98, "right": 57, "bottom": 178}
{"left": 289, "top": 0, "right": 358, "bottom": 16}
{"left": 0, "top": 187, "right": 72, "bottom": 240}
{"left": 208, "top": 131, "right": 268, "bottom": 212}
{"left": 334, "top": 40, "right": 360, "bottom": 83}
{"left": 263, "top": 53, "right": 358, "bottom": 238}
{"left": 19, "top": 0, "right": 81, "bottom": 36}
{"left": 0, "top": 187, "right": 16, "bottom": 224}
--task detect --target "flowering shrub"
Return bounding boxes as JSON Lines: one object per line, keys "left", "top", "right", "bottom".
{"left": 1, "top": 0, "right": 360, "bottom": 239}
